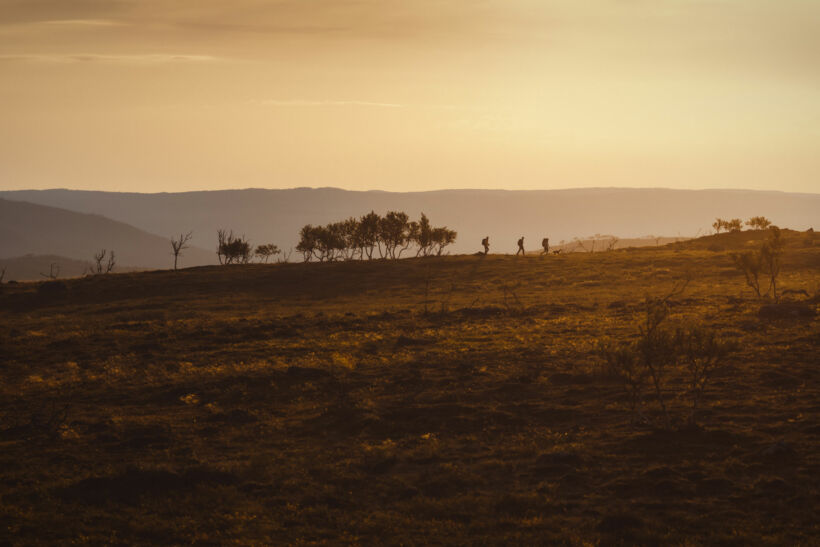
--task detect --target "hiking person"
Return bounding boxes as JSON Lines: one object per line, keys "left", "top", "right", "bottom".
{"left": 481, "top": 236, "right": 489, "bottom": 255}
{"left": 541, "top": 237, "right": 550, "bottom": 255}
{"left": 516, "top": 236, "right": 525, "bottom": 256}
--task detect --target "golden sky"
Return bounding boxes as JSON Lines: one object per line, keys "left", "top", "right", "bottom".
{"left": 1, "top": 0, "right": 818, "bottom": 193}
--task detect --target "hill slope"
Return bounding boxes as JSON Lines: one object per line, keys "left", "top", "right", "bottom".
{"left": 0, "top": 199, "right": 215, "bottom": 269}
{"left": 2, "top": 187, "right": 818, "bottom": 256}
{"left": 1, "top": 237, "right": 818, "bottom": 544}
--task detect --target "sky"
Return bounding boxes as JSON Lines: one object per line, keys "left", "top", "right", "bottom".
{"left": 0, "top": 0, "right": 818, "bottom": 193}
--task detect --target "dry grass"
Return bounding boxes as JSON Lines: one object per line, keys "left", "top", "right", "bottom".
{"left": 1, "top": 230, "right": 819, "bottom": 545}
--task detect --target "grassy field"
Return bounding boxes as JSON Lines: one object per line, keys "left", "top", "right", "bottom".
{"left": 1, "top": 229, "right": 819, "bottom": 545}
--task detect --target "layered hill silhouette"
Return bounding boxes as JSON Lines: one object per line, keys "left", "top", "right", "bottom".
{"left": 2, "top": 188, "right": 817, "bottom": 257}
{"left": 0, "top": 199, "right": 214, "bottom": 274}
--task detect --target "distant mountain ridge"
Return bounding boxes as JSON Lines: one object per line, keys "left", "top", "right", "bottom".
{"left": 1, "top": 187, "right": 818, "bottom": 258}
{"left": 0, "top": 198, "right": 214, "bottom": 270}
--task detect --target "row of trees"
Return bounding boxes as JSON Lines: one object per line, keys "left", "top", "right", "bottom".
{"left": 168, "top": 211, "right": 455, "bottom": 269}
{"left": 713, "top": 216, "right": 772, "bottom": 234}
{"left": 296, "top": 212, "right": 457, "bottom": 262}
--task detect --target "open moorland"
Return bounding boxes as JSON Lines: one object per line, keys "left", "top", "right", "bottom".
{"left": 1, "top": 229, "right": 818, "bottom": 545}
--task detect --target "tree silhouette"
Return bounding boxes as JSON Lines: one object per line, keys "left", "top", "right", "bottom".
{"left": 170, "top": 231, "right": 193, "bottom": 270}
{"left": 90, "top": 249, "right": 115, "bottom": 274}
{"left": 217, "top": 230, "right": 251, "bottom": 264}
{"left": 726, "top": 218, "right": 743, "bottom": 232}
{"left": 296, "top": 212, "right": 457, "bottom": 262}
{"left": 746, "top": 216, "right": 772, "bottom": 230}
{"left": 255, "top": 244, "right": 281, "bottom": 263}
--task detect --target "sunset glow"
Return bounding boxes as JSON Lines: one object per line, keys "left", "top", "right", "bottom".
{"left": 1, "top": 0, "right": 818, "bottom": 192}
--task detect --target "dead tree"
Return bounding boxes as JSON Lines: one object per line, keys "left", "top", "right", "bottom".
{"left": 170, "top": 231, "right": 193, "bottom": 270}
{"left": 91, "top": 250, "right": 115, "bottom": 274}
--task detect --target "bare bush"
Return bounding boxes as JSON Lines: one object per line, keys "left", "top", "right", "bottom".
{"left": 599, "top": 341, "right": 646, "bottom": 423}
{"left": 217, "top": 230, "right": 251, "bottom": 264}
{"left": 89, "top": 250, "right": 115, "bottom": 275}
{"left": 675, "top": 326, "right": 735, "bottom": 424}
{"left": 596, "top": 277, "right": 738, "bottom": 429}
{"left": 635, "top": 295, "right": 678, "bottom": 428}
{"left": 732, "top": 251, "right": 763, "bottom": 298}
{"left": 732, "top": 226, "right": 784, "bottom": 301}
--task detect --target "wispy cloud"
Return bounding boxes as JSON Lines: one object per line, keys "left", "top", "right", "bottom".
{"left": 260, "top": 99, "right": 405, "bottom": 108}
{"left": 257, "top": 100, "right": 481, "bottom": 110}
{"left": 39, "top": 19, "right": 124, "bottom": 27}
{"left": 0, "top": 53, "right": 223, "bottom": 64}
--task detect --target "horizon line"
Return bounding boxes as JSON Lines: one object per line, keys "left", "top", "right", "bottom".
{"left": 1, "top": 186, "right": 817, "bottom": 197}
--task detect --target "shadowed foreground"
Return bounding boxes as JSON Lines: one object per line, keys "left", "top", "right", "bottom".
{"left": 1, "top": 231, "right": 819, "bottom": 545}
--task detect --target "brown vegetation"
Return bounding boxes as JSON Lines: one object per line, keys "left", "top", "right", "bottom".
{"left": 0, "top": 230, "right": 818, "bottom": 544}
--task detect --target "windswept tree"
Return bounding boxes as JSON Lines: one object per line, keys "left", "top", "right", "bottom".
{"left": 299, "top": 224, "right": 340, "bottom": 263}
{"left": 354, "top": 211, "right": 381, "bottom": 260}
{"left": 378, "top": 211, "right": 411, "bottom": 259}
{"left": 322, "top": 220, "right": 355, "bottom": 261}
{"left": 746, "top": 216, "right": 772, "bottom": 230}
{"left": 411, "top": 213, "right": 434, "bottom": 257}
{"left": 712, "top": 218, "right": 726, "bottom": 234}
{"left": 726, "top": 218, "right": 743, "bottom": 232}
{"left": 409, "top": 213, "right": 456, "bottom": 257}
{"left": 431, "top": 226, "right": 457, "bottom": 256}
{"left": 296, "top": 225, "right": 319, "bottom": 262}
{"left": 338, "top": 218, "right": 359, "bottom": 260}
{"left": 255, "top": 243, "right": 281, "bottom": 263}
{"left": 170, "top": 231, "right": 193, "bottom": 270}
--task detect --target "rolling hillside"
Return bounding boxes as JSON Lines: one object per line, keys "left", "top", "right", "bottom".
{"left": 0, "top": 199, "right": 215, "bottom": 270}
{"left": 1, "top": 231, "right": 818, "bottom": 544}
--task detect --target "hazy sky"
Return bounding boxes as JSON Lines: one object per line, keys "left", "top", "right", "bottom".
{"left": 1, "top": 0, "right": 818, "bottom": 193}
